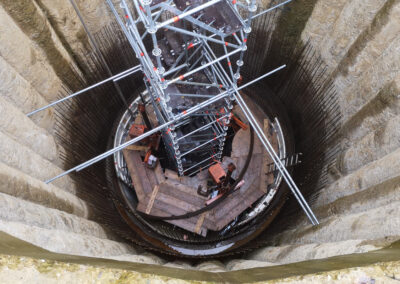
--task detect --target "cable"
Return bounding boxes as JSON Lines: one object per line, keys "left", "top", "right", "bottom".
{"left": 137, "top": 126, "right": 254, "bottom": 221}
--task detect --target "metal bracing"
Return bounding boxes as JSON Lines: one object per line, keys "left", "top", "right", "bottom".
{"left": 103, "top": 0, "right": 251, "bottom": 175}
{"left": 27, "top": 0, "right": 293, "bottom": 116}
{"left": 26, "top": 0, "right": 317, "bottom": 225}
{"left": 201, "top": 40, "right": 319, "bottom": 225}
{"left": 44, "top": 65, "right": 286, "bottom": 181}
{"left": 26, "top": 65, "right": 141, "bottom": 117}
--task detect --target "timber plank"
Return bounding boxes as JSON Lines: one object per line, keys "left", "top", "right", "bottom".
{"left": 195, "top": 213, "right": 207, "bottom": 234}
{"left": 144, "top": 165, "right": 159, "bottom": 190}
{"left": 126, "top": 145, "right": 149, "bottom": 151}
{"left": 156, "top": 192, "right": 198, "bottom": 212}
{"left": 136, "top": 197, "right": 149, "bottom": 212}
{"left": 151, "top": 197, "right": 216, "bottom": 230}
{"left": 146, "top": 185, "right": 159, "bottom": 214}
{"left": 216, "top": 189, "right": 264, "bottom": 229}
{"left": 213, "top": 160, "right": 261, "bottom": 221}
{"left": 123, "top": 149, "right": 151, "bottom": 201}
{"left": 123, "top": 108, "right": 277, "bottom": 235}
{"left": 151, "top": 200, "right": 201, "bottom": 226}
{"left": 154, "top": 191, "right": 215, "bottom": 228}
{"left": 154, "top": 163, "right": 166, "bottom": 184}
{"left": 164, "top": 180, "right": 207, "bottom": 200}
{"left": 137, "top": 198, "right": 203, "bottom": 232}
{"left": 158, "top": 182, "right": 206, "bottom": 207}
{"left": 146, "top": 206, "right": 208, "bottom": 237}
{"left": 213, "top": 179, "right": 264, "bottom": 226}
{"left": 213, "top": 189, "right": 245, "bottom": 220}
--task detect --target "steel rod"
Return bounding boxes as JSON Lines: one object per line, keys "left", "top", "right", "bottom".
{"left": 180, "top": 135, "right": 223, "bottom": 157}
{"left": 178, "top": 114, "right": 229, "bottom": 142}
{"left": 156, "top": 0, "right": 222, "bottom": 30}
{"left": 68, "top": 0, "right": 134, "bottom": 117}
{"left": 183, "top": 155, "right": 216, "bottom": 173}
{"left": 168, "top": 93, "right": 214, "bottom": 98}
{"left": 158, "top": 2, "right": 224, "bottom": 37}
{"left": 203, "top": 40, "right": 318, "bottom": 224}
{"left": 45, "top": 67, "right": 284, "bottom": 184}
{"left": 27, "top": 65, "right": 141, "bottom": 116}
{"left": 250, "top": 0, "right": 293, "bottom": 20}
{"left": 174, "top": 81, "right": 221, "bottom": 88}
{"left": 168, "top": 48, "right": 242, "bottom": 85}
{"left": 164, "top": 25, "right": 240, "bottom": 49}
{"left": 188, "top": 161, "right": 217, "bottom": 177}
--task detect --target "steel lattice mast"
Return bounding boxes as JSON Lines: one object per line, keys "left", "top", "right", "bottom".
{"left": 107, "top": 0, "right": 257, "bottom": 176}
{"left": 27, "top": 0, "right": 318, "bottom": 225}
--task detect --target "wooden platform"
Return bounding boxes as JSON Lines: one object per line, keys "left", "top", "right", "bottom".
{"left": 123, "top": 112, "right": 279, "bottom": 236}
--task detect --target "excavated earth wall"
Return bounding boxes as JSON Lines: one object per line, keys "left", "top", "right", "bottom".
{"left": 0, "top": 0, "right": 399, "bottom": 280}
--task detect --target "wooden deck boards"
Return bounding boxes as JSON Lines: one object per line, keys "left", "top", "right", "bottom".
{"left": 122, "top": 116, "right": 279, "bottom": 236}
{"left": 122, "top": 149, "right": 150, "bottom": 200}
{"left": 147, "top": 206, "right": 208, "bottom": 237}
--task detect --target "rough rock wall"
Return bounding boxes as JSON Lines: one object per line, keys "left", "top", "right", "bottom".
{"left": 0, "top": 0, "right": 142, "bottom": 262}
{"left": 246, "top": 0, "right": 400, "bottom": 266}
{"left": 0, "top": 0, "right": 399, "bottom": 274}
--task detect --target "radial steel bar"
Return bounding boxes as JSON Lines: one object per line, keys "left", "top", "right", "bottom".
{"left": 45, "top": 67, "right": 284, "bottom": 184}
{"left": 156, "top": 0, "right": 222, "bottom": 30}
{"left": 158, "top": 2, "right": 224, "bottom": 37}
{"left": 177, "top": 114, "right": 229, "bottom": 141}
{"left": 187, "top": 53, "right": 204, "bottom": 72}
{"left": 188, "top": 161, "right": 217, "bottom": 177}
{"left": 250, "top": 0, "right": 293, "bottom": 20}
{"left": 113, "top": 67, "right": 147, "bottom": 82}
{"left": 204, "top": 41, "right": 319, "bottom": 225}
{"left": 69, "top": 0, "right": 135, "bottom": 116}
{"left": 163, "top": 63, "right": 188, "bottom": 76}
{"left": 164, "top": 25, "right": 240, "bottom": 49}
{"left": 168, "top": 48, "right": 242, "bottom": 85}
{"left": 183, "top": 155, "right": 216, "bottom": 173}
{"left": 168, "top": 93, "right": 214, "bottom": 98}
{"left": 45, "top": 90, "right": 230, "bottom": 184}
{"left": 181, "top": 135, "right": 223, "bottom": 158}
{"left": 234, "top": 91, "right": 319, "bottom": 225}
{"left": 174, "top": 81, "right": 222, "bottom": 88}
{"left": 27, "top": 65, "right": 141, "bottom": 116}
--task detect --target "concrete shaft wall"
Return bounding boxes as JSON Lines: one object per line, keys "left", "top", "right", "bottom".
{"left": 0, "top": 0, "right": 399, "bottom": 273}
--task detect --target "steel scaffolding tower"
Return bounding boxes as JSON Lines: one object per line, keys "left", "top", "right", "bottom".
{"left": 107, "top": 0, "right": 258, "bottom": 176}
{"left": 27, "top": 0, "right": 319, "bottom": 225}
